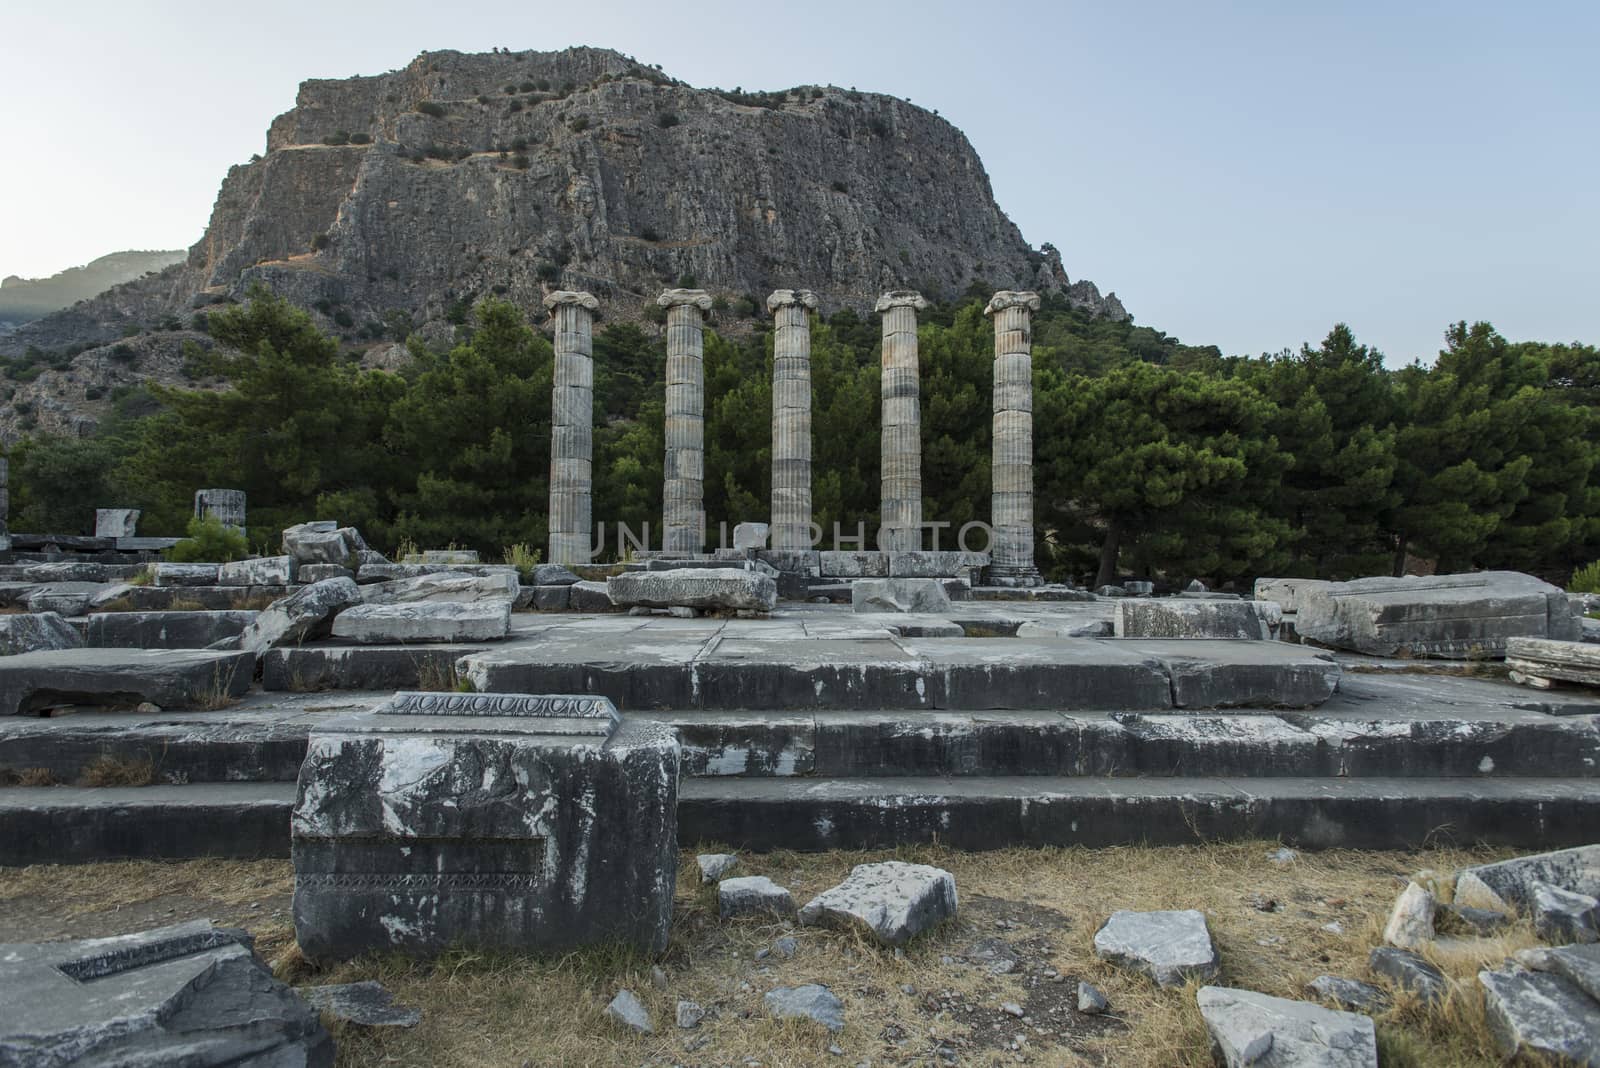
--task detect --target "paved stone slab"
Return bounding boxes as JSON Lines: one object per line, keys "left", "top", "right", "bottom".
{"left": 1197, "top": 985, "right": 1378, "bottom": 1067}
{"left": 1094, "top": 909, "right": 1219, "bottom": 987}
{"left": 0, "top": 920, "right": 333, "bottom": 1066}
{"left": 1120, "top": 640, "right": 1341, "bottom": 708}
{"left": 331, "top": 600, "right": 513, "bottom": 643}
{"left": 798, "top": 860, "right": 957, "bottom": 945}
{"left": 83, "top": 610, "right": 257, "bottom": 650}
{"left": 0, "top": 647, "right": 253, "bottom": 715}
{"left": 1479, "top": 967, "right": 1600, "bottom": 1065}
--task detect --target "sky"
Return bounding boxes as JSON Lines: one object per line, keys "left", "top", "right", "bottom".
{"left": 2, "top": 0, "right": 1595, "bottom": 365}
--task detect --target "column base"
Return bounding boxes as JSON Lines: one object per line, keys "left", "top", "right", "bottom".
{"left": 984, "top": 565, "right": 1045, "bottom": 588}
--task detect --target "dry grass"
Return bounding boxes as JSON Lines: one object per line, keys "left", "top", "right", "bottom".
{"left": 414, "top": 656, "right": 461, "bottom": 692}
{"left": 8, "top": 766, "right": 57, "bottom": 786}
{"left": 77, "top": 753, "right": 156, "bottom": 787}
{"left": 238, "top": 593, "right": 280, "bottom": 611}
{"left": 188, "top": 663, "right": 244, "bottom": 711}
{"left": 0, "top": 842, "right": 1536, "bottom": 1067}
{"left": 90, "top": 595, "right": 136, "bottom": 613}
{"left": 167, "top": 598, "right": 208, "bottom": 611}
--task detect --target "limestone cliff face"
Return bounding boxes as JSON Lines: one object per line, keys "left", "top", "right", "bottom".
{"left": 0, "top": 46, "right": 1129, "bottom": 432}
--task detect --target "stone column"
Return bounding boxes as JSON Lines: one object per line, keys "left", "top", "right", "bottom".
{"left": 984, "top": 291, "right": 1043, "bottom": 586}
{"left": 544, "top": 290, "right": 599, "bottom": 566}
{"left": 659, "top": 288, "right": 713, "bottom": 554}
{"left": 875, "top": 291, "right": 929, "bottom": 552}
{"left": 767, "top": 289, "right": 818, "bottom": 550}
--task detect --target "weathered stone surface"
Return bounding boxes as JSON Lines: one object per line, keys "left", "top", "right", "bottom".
{"left": 1197, "top": 985, "right": 1378, "bottom": 1068}
{"left": 1115, "top": 598, "right": 1280, "bottom": 640}
{"left": 25, "top": 586, "right": 93, "bottom": 616}
{"left": 985, "top": 292, "right": 1042, "bottom": 585}
{"left": 764, "top": 984, "right": 844, "bottom": 1032}
{"left": 155, "top": 562, "right": 220, "bottom": 587}
{"left": 1454, "top": 844, "right": 1600, "bottom": 913}
{"left": 798, "top": 861, "right": 957, "bottom": 946}
{"left": 0, "top": 647, "right": 253, "bottom": 715}
{"left": 1367, "top": 946, "right": 1448, "bottom": 1005}
{"left": 531, "top": 585, "right": 571, "bottom": 611}
{"left": 1126, "top": 640, "right": 1342, "bottom": 709}
{"left": 1296, "top": 571, "right": 1581, "bottom": 658}
{"left": 83, "top": 610, "right": 258, "bottom": 650}
{"left": 819, "top": 551, "right": 888, "bottom": 578}
{"left": 1531, "top": 881, "right": 1600, "bottom": 944}
{"left": 852, "top": 577, "right": 953, "bottom": 614}
{"left": 230, "top": 577, "right": 362, "bottom": 655}
{"left": 292, "top": 692, "right": 678, "bottom": 960}
{"left": 1479, "top": 967, "right": 1600, "bottom": 1066}
{"left": 719, "top": 875, "right": 795, "bottom": 919}
{"left": 1094, "top": 910, "right": 1219, "bottom": 987}
{"left": 733, "top": 522, "right": 770, "bottom": 550}
{"left": 605, "top": 989, "right": 654, "bottom": 1034}
{"left": 0, "top": 611, "right": 82, "bottom": 655}
{"left": 22, "top": 561, "right": 121, "bottom": 583}
{"left": 532, "top": 563, "right": 582, "bottom": 586}
{"left": 888, "top": 550, "right": 985, "bottom": 578}
{"left": 360, "top": 570, "right": 518, "bottom": 606}
{"left": 1078, "top": 982, "right": 1109, "bottom": 1015}
{"left": 1253, "top": 578, "right": 1333, "bottom": 614}
{"left": 607, "top": 568, "right": 777, "bottom": 612}
{"left": 1306, "top": 976, "right": 1389, "bottom": 1014}
{"left": 94, "top": 507, "right": 141, "bottom": 538}
{"left": 769, "top": 292, "right": 815, "bottom": 551}
{"left": 301, "top": 980, "right": 421, "bottom": 1027}
{"left": 1383, "top": 881, "right": 1436, "bottom": 950}
{"left": 1507, "top": 636, "right": 1600, "bottom": 689}
{"left": 0, "top": 920, "right": 332, "bottom": 1067}
{"left": 1440, "top": 903, "right": 1512, "bottom": 936}
{"left": 1532, "top": 943, "right": 1600, "bottom": 1001}
{"left": 282, "top": 523, "right": 359, "bottom": 568}
{"left": 194, "top": 488, "right": 246, "bottom": 530}
{"left": 546, "top": 291, "right": 595, "bottom": 566}
{"left": 569, "top": 580, "right": 617, "bottom": 612}
{"left": 698, "top": 853, "right": 738, "bottom": 884}
{"left": 403, "top": 549, "right": 480, "bottom": 565}
{"left": 331, "top": 601, "right": 512, "bottom": 643}
{"left": 219, "top": 555, "right": 294, "bottom": 586}
{"left": 675, "top": 999, "right": 705, "bottom": 1029}
{"left": 298, "top": 563, "right": 355, "bottom": 584}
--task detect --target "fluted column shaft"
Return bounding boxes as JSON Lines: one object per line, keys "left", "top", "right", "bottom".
{"left": 545, "top": 291, "right": 598, "bottom": 565}
{"left": 876, "top": 291, "right": 929, "bottom": 552}
{"left": 985, "top": 291, "right": 1042, "bottom": 582}
{"left": 768, "top": 290, "right": 817, "bottom": 550}
{"left": 660, "top": 289, "right": 712, "bottom": 553}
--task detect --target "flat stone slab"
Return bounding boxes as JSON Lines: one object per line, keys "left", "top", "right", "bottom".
{"left": 331, "top": 600, "right": 512, "bottom": 643}
{"left": 154, "top": 562, "right": 222, "bottom": 587}
{"left": 301, "top": 981, "right": 421, "bottom": 1028}
{"left": 1115, "top": 599, "right": 1280, "bottom": 640}
{"left": 83, "top": 610, "right": 258, "bottom": 650}
{"left": 0, "top": 920, "right": 333, "bottom": 1066}
{"left": 1508, "top": 636, "right": 1600, "bottom": 688}
{"left": 607, "top": 568, "right": 777, "bottom": 612}
{"left": 798, "top": 860, "right": 957, "bottom": 945}
{"left": 359, "top": 570, "right": 518, "bottom": 605}
{"left": 1119, "top": 640, "right": 1341, "bottom": 708}
{"left": 0, "top": 647, "right": 254, "bottom": 714}
{"left": 1454, "top": 844, "right": 1600, "bottom": 913}
{"left": 764, "top": 984, "right": 844, "bottom": 1032}
{"left": 1094, "top": 909, "right": 1219, "bottom": 987}
{"left": 1479, "top": 967, "right": 1600, "bottom": 1065}
{"left": 0, "top": 612, "right": 82, "bottom": 655}
{"left": 1368, "top": 946, "right": 1448, "bottom": 1005}
{"left": 1197, "top": 985, "right": 1378, "bottom": 1067}
{"left": 718, "top": 875, "right": 795, "bottom": 919}
{"left": 1296, "top": 571, "right": 1580, "bottom": 658}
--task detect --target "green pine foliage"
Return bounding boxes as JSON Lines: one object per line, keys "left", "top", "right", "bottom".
{"left": 167, "top": 516, "right": 249, "bottom": 563}
{"left": 5, "top": 288, "right": 1595, "bottom": 586}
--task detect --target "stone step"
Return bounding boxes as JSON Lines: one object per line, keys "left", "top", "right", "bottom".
{"left": 4, "top": 776, "right": 1598, "bottom": 865}
{"left": 0, "top": 648, "right": 256, "bottom": 715}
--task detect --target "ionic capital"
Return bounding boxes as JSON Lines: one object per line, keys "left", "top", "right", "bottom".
{"left": 983, "top": 291, "right": 1041, "bottom": 316}
{"left": 874, "top": 290, "right": 929, "bottom": 313}
{"left": 542, "top": 290, "right": 599, "bottom": 312}
{"left": 657, "top": 288, "right": 713, "bottom": 311}
{"left": 767, "top": 289, "right": 819, "bottom": 313}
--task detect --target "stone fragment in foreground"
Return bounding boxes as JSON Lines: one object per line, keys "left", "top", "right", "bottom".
{"left": 0, "top": 920, "right": 333, "bottom": 1067}
{"left": 1197, "top": 985, "right": 1378, "bottom": 1068}
{"left": 301, "top": 980, "right": 421, "bottom": 1027}
{"left": 1507, "top": 636, "right": 1600, "bottom": 689}
{"left": 0, "top": 647, "right": 253, "bottom": 715}
{"left": 331, "top": 600, "right": 513, "bottom": 643}
{"left": 1114, "top": 598, "right": 1280, "bottom": 639}
{"left": 228, "top": 576, "right": 361, "bottom": 656}
{"left": 1093, "top": 909, "right": 1219, "bottom": 988}
{"left": 1531, "top": 881, "right": 1600, "bottom": 945}
{"left": 698, "top": 852, "right": 739, "bottom": 883}
{"left": 1305, "top": 975, "right": 1389, "bottom": 1014}
{"left": 675, "top": 999, "right": 706, "bottom": 1028}
{"left": 1078, "top": 981, "right": 1109, "bottom": 1014}
{"left": 607, "top": 567, "right": 777, "bottom": 612}
{"left": 798, "top": 861, "right": 957, "bottom": 946}
{"left": 292, "top": 691, "right": 678, "bottom": 961}
{"left": 718, "top": 875, "right": 795, "bottom": 919}
{"left": 1382, "top": 881, "right": 1436, "bottom": 949}
{"left": 764, "top": 984, "right": 845, "bottom": 1032}
{"left": 1478, "top": 967, "right": 1600, "bottom": 1066}
{"left": 1453, "top": 844, "right": 1600, "bottom": 914}
{"left": 1367, "top": 947, "right": 1448, "bottom": 1005}
{"left": 1294, "top": 570, "right": 1580, "bottom": 658}
{"left": 1531, "top": 943, "right": 1600, "bottom": 1001}
{"left": 851, "top": 577, "right": 953, "bottom": 614}
{"left": 605, "top": 989, "right": 654, "bottom": 1033}
{"left": 0, "top": 611, "right": 82, "bottom": 655}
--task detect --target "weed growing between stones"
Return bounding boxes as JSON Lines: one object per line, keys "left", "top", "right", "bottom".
{"left": 414, "top": 656, "right": 461, "bottom": 692}
{"left": 190, "top": 663, "right": 242, "bottom": 711}
{"left": 77, "top": 753, "right": 155, "bottom": 787}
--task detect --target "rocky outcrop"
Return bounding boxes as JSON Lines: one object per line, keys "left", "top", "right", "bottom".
{"left": 1, "top": 46, "right": 1129, "bottom": 398}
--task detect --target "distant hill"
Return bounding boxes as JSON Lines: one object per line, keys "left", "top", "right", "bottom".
{"left": 0, "top": 251, "right": 185, "bottom": 325}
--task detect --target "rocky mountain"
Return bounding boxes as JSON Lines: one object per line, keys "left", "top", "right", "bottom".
{"left": 0, "top": 46, "right": 1128, "bottom": 439}
{"left": 0, "top": 250, "right": 184, "bottom": 327}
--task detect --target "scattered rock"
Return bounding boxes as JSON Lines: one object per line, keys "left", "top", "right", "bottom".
{"left": 771, "top": 936, "right": 798, "bottom": 959}
{"left": 799, "top": 861, "right": 958, "bottom": 947}
{"left": 650, "top": 965, "right": 669, "bottom": 990}
{"left": 227, "top": 577, "right": 361, "bottom": 655}
{"left": 1528, "top": 943, "right": 1600, "bottom": 1001}
{"left": 764, "top": 984, "right": 844, "bottom": 1032}
{"left": 1077, "top": 982, "right": 1109, "bottom": 1015}
{"left": 1368, "top": 946, "right": 1449, "bottom": 1006}
{"left": 605, "top": 989, "right": 654, "bottom": 1034}
{"left": 1000, "top": 1001, "right": 1024, "bottom": 1018}
{"left": 1479, "top": 966, "right": 1600, "bottom": 1065}
{"left": 698, "top": 853, "right": 739, "bottom": 883}
{"left": 301, "top": 980, "right": 421, "bottom": 1027}
{"left": 1531, "top": 881, "right": 1600, "bottom": 945}
{"left": 1455, "top": 844, "right": 1600, "bottom": 914}
{"left": 719, "top": 876, "right": 796, "bottom": 920}
{"left": 1305, "top": 975, "right": 1390, "bottom": 1014}
{"left": 1439, "top": 903, "right": 1512, "bottom": 936}
{"left": 1197, "top": 985, "right": 1378, "bottom": 1068}
{"left": 0, "top": 612, "right": 82, "bottom": 655}
{"left": 1383, "top": 881, "right": 1436, "bottom": 949}
{"left": 1093, "top": 910, "right": 1220, "bottom": 988}
{"left": 675, "top": 1000, "right": 705, "bottom": 1029}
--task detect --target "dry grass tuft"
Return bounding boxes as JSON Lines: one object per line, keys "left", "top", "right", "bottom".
{"left": 11, "top": 766, "right": 58, "bottom": 787}
{"left": 415, "top": 656, "right": 461, "bottom": 692}
{"left": 167, "top": 598, "right": 207, "bottom": 611}
{"left": 189, "top": 664, "right": 243, "bottom": 711}
{"left": 77, "top": 753, "right": 156, "bottom": 787}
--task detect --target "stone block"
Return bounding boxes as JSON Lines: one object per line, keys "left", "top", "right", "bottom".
{"left": 532, "top": 585, "right": 571, "bottom": 611}
{"left": 230, "top": 577, "right": 362, "bottom": 656}
{"left": 83, "top": 610, "right": 258, "bottom": 650}
{"left": 218, "top": 555, "right": 294, "bottom": 586}
{"left": 1197, "top": 986, "right": 1377, "bottom": 1068}
{"left": 1253, "top": 577, "right": 1332, "bottom": 614}
{"left": 0, "top": 648, "right": 254, "bottom": 714}
{"left": 0, "top": 920, "right": 332, "bottom": 1066}
{"left": 331, "top": 601, "right": 513, "bottom": 643}
{"left": 798, "top": 861, "right": 957, "bottom": 946}
{"left": 733, "top": 522, "right": 769, "bottom": 550}
{"left": 1094, "top": 910, "right": 1219, "bottom": 987}
{"left": 360, "top": 571, "right": 518, "bottom": 606}
{"left": 1531, "top": 881, "right": 1600, "bottom": 944}
{"left": 819, "top": 551, "right": 889, "bottom": 578}
{"left": 718, "top": 875, "right": 795, "bottom": 919}
{"left": 756, "top": 549, "right": 820, "bottom": 575}
{"left": 852, "top": 578, "right": 952, "bottom": 614}
{"left": 569, "top": 580, "right": 618, "bottom": 612}
{"left": 94, "top": 508, "right": 140, "bottom": 538}
{"left": 888, "top": 551, "right": 972, "bottom": 577}
{"left": 298, "top": 563, "right": 355, "bottom": 584}
{"left": 1479, "top": 967, "right": 1600, "bottom": 1065}
{"left": 1115, "top": 598, "right": 1280, "bottom": 640}
{"left": 0, "top": 612, "right": 83, "bottom": 655}
{"left": 607, "top": 568, "right": 777, "bottom": 612}
{"left": 403, "top": 550, "right": 481, "bottom": 565}
{"left": 25, "top": 587, "right": 92, "bottom": 616}
{"left": 1454, "top": 844, "right": 1600, "bottom": 914}
{"left": 532, "top": 563, "right": 582, "bottom": 586}
{"left": 282, "top": 523, "right": 355, "bottom": 568}
{"left": 1295, "top": 571, "right": 1581, "bottom": 658}
{"left": 155, "top": 562, "right": 221, "bottom": 587}
{"left": 194, "top": 488, "right": 246, "bottom": 529}
{"left": 1507, "top": 636, "right": 1600, "bottom": 689}
{"left": 292, "top": 691, "right": 678, "bottom": 961}
{"left": 24, "top": 561, "right": 128, "bottom": 583}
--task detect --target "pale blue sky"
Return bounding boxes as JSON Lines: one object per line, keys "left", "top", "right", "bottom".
{"left": 2, "top": 0, "right": 1595, "bottom": 364}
